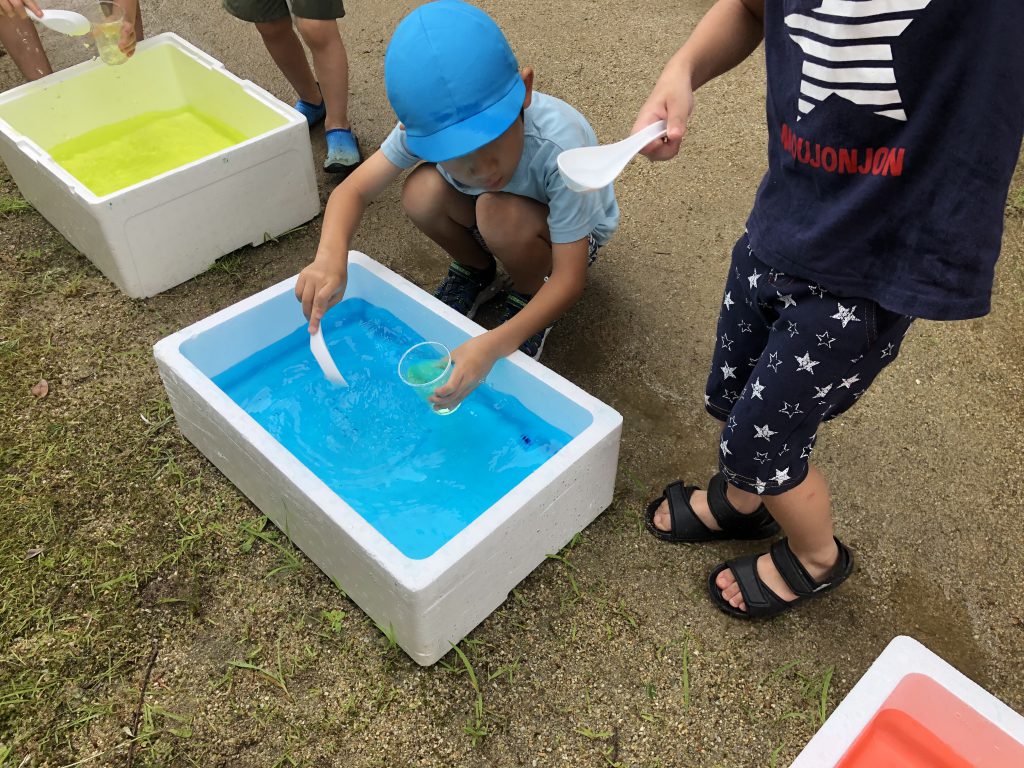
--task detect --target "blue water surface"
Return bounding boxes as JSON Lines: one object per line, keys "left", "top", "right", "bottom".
{"left": 212, "top": 299, "right": 572, "bottom": 559}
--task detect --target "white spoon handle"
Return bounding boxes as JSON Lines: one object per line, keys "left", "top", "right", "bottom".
{"left": 310, "top": 327, "right": 348, "bottom": 387}
{"left": 623, "top": 120, "right": 669, "bottom": 154}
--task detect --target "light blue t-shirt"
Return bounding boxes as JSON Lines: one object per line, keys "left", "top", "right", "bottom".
{"left": 380, "top": 92, "right": 620, "bottom": 247}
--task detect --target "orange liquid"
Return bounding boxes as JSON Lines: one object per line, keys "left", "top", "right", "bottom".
{"left": 837, "top": 673, "right": 1024, "bottom": 768}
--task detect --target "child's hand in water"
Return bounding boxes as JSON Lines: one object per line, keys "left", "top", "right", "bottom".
{"left": 296, "top": 260, "right": 347, "bottom": 334}
{"left": 430, "top": 336, "right": 497, "bottom": 411}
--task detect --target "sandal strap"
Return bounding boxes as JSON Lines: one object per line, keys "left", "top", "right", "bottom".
{"left": 665, "top": 481, "right": 707, "bottom": 534}
{"left": 725, "top": 553, "right": 789, "bottom": 617}
{"left": 706, "top": 473, "right": 774, "bottom": 531}
{"left": 769, "top": 540, "right": 818, "bottom": 597}
{"left": 770, "top": 538, "right": 852, "bottom": 598}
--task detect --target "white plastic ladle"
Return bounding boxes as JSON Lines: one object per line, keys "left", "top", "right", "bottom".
{"left": 310, "top": 327, "right": 348, "bottom": 387}
{"left": 31, "top": 9, "right": 91, "bottom": 37}
{"left": 557, "top": 120, "right": 668, "bottom": 193}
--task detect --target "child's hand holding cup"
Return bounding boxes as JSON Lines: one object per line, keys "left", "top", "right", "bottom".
{"left": 398, "top": 341, "right": 459, "bottom": 416}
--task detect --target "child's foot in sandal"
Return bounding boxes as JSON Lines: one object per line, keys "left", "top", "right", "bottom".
{"left": 709, "top": 537, "right": 853, "bottom": 619}
{"left": 645, "top": 472, "right": 779, "bottom": 542}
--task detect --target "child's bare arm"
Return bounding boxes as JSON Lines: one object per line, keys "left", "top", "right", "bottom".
{"left": 296, "top": 150, "right": 403, "bottom": 332}
{"left": 431, "top": 237, "right": 589, "bottom": 409}
{"left": 634, "top": 0, "right": 765, "bottom": 161}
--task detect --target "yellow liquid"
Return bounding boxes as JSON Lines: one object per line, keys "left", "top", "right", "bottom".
{"left": 49, "top": 107, "right": 247, "bottom": 196}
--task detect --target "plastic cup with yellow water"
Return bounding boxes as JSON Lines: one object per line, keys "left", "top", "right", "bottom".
{"left": 87, "top": 1, "right": 132, "bottom": 66}
{"left": 398, "top": 341, "right": 459, "bottom": 416}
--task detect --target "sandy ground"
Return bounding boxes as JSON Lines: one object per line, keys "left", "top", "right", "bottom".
{"left": 1, "top": 1, "right": 1022, "bottom": 766}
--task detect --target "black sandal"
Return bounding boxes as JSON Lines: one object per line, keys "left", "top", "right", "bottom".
{"left": 708, "top": 537, "right": 854, "bottom": 620}
{"left": 644, "top": 472, "right": 780, "bottom": 543}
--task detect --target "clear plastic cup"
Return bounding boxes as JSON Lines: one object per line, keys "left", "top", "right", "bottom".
{"left": 87, "top": 1, "right": 131, "bottom": 66}
{"left": 397, "top": 341, "right": 459, "bottom": 416}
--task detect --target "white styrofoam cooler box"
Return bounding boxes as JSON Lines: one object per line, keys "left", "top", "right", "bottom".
{"left": 154, "top": 252, "right": 623, "bottom": 665}
{"left": 791, "top": 635, "right": 1024, "bottom": 767}
{"left": 0, "top": 33, "right": 319, "bottom": 298}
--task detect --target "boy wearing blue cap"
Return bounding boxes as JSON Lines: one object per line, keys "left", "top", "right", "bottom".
{"left": 296, "top": 0, "right": 619, "bottom": 408}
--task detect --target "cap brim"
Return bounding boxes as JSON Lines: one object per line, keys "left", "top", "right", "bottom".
{"left": 406, "top": 77, "right": 527, "bottom": 163}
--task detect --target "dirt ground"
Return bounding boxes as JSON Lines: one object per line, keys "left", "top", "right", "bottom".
{"left": 2, "top": 1, "right": 1022, "bottom": 766}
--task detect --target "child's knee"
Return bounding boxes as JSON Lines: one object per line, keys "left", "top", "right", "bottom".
{"left": 255, "top": 17, "right": 294, "bottom": 43}
{"left": 295, "top": 17, "right": 342, "bottom": 49}
{"left": 401, "top": 166, "right": 446, "bottom": 223}
{"left": 475, "top": 194, "right": 543, "bottom": 250}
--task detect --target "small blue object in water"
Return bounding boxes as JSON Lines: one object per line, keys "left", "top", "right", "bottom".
{"left": 213, "top": 299, "right": 573, "bottom": 559}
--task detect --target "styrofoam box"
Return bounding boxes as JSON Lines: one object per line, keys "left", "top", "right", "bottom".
{"left": 791, "top": 635, "right": 1024, "bottom": 767}
{"left": 0, "top": 33, "right": 319, "bottom": 298}
{"left": 154, "top": 252, "right": 623, "bottom": 665}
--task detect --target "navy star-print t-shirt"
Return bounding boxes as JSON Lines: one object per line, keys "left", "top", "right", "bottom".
{"left": 745, "top": 0, "right": 1024, "bottom": 321}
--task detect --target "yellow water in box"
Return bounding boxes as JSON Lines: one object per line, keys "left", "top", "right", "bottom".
{"left": 0, "top": 42, "right": 289, "bottom": 197}
{"left": 49, "top": 107, "right": 247, "bottom": 196}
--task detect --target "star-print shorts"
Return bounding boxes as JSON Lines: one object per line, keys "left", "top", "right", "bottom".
{"left": 705, "top": 233, "right": 914, "bottom": 496}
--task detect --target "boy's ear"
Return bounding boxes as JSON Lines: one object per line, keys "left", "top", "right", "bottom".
{"left": 520, "top": 67, "right": 534, "bottom": 110}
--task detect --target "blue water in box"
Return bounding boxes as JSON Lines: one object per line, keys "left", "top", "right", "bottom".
{"left": 212, "top": 298, "right": 573, "bottom": 559}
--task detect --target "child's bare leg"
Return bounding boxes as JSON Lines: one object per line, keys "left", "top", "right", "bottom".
{"left": 716, "top": 464, "right": 840, "bottom": 612}
{"left": 0, "top": 16, "right": 51, "bottom": 81}
{"left": 254, "top": 17, "right": 321, "bottom": 106}
{"left": 474, "top": 192, "right": 550, "bottom": 294}
{"left": 295, "top": 18, "right": 349, "bottom": 131}
{"left": 402, "top": 164, "right": 491, "bottom": 269}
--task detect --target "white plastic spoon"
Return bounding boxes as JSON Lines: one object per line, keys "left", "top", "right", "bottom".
{"left": 557, "top": 120, "right": 668, "bottom": 193}
{"left": 310, "top": 327, "right": 348, "bottom": 387}
{"left": 32, "top": 9, "right": 91, "bottom": 37}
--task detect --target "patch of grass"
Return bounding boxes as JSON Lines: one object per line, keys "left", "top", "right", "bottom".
{"left": 680, "top": 636, "right": 691, "bottom": 713}
{"left": 13, "top": 247, "right": 44, "bottom": 264}
{"left": 238, "top": 516, "right": 303, "bottom": 578}
{"left": 370, "top": 620, "right": 397, "bottom": 653}
{"left": 0, "top": 335, "right": 22, "bottom": 359}
{"left": 321, "top": 609, "right": 346, "bottom": 634}
{"left": 620, "top": 467, "right": 654, "bottom": 534}
{"left": 209, "top": 249, "right": 248, "bottom": 277}
{"left": 132, "top": 702, "right": 193, "bottom": 760}
{"left": 486, "top": 656, "right": 520, "bottom": 685}
{"left": 545, "top": 551, "right": 582, "bottom": 608}
{"left": 771, "top": 661, "right": 836, "bottom": 728}
{"left": 451, "top": 642, "right": 488, "bottom": 746}
{"left": 262, "top": 223, "right": 309, "bottom": 244}
{"left": 225, "top": 641, "right": 291, "bottom": 697}
{"left": 769, "top": 741, "right": 787, "bottom": 767}
{"left": 815, "top": 666, "right": 834, "bottom": 726}
{"left": 608, "top": 597, "right": 638, "bottom": 630}
{"left": 0, "top": 194, "right": 31, "bottom": 214}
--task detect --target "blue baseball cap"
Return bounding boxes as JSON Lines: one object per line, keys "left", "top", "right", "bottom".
{"left": 384, "top": 1, "right": 526, "bottom": 162}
